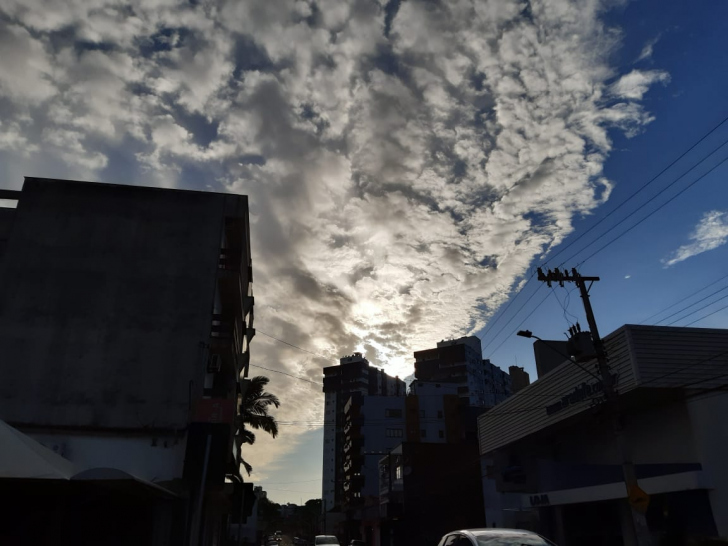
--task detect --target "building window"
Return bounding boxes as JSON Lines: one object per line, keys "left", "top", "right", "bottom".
{"left": 386, "top": 428, "right": 403, "bottom": 438}
{"left": 421, "top": 429, "right": 426, "bottom": 438}
{"left": 395, "top": 466, "right": 402, "bottom": 480}
{"left": 437, "top": 410, "right": 443, "bottom": 419}
{"left": 438, "top": 430, "right": 444, "bottom": 439}
{"left": 385, "top": 409, "right": 402, "bottom": 418}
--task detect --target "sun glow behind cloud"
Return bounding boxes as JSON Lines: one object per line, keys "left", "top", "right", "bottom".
{"left": 0, "top": 0, "right": 668, "bottom": 485}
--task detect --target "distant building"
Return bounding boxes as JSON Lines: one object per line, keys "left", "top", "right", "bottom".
{"left": 533, "top": 339, "right": 571, "bottom": 378}
{"left": 478, "top": 324, "right": 728, "bottom": 544}
{"left": 508, "top": 366, "right": 531, "bottom": 393}
{"left": 413, "top": 336, "right": 512, "bottom": 407}
{"left": 0, "top": 178, "right": 255, "bottom": 545}
{"left": 322, "top": 353, "right": 405, "bottom": 513}
{"left": 378, "top": 442, "right": 485, "bottom": 546}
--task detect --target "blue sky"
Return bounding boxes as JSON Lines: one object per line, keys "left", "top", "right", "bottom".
{"left": 1, "top": 0, "right": 728, "bottom": 505}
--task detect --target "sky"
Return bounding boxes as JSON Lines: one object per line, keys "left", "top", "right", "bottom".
{"left": 1, "top": 0, "right": 728, "bottom": 505}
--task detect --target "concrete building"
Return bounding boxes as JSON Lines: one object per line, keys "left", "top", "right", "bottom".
{"left": 322, "top": 353, "right": 405, "bottom": 513}
{"left": 477, "top": 324, "right": 728, "bottom": 545}
{"left": 340, "top": 394, "right": 407, "bottom": 546}
{"left": 509, "top": 366, "right": 531, "bottom": 393}
{"left": 0, "top": 178, "right": 255, "bottom": 546}
{"left": 378, "top": 442, "right": 485, "bottom": 546}
{"left": 413, "top": 336, "right": 511, "bottom": 407}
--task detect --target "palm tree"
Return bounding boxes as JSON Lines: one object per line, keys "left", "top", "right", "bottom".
{"left": 237, "top": 375, "right": 280, "bottom": 475}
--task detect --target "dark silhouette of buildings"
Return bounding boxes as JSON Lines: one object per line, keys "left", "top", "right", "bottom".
{"left": 0, "top": 177, "right": 255, "bottom": 545}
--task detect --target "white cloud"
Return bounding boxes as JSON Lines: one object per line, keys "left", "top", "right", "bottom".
{"left": 664, "top": 211, "right": 728, "bottom": 267}
{"left": 636, "top": 34, "right": 661, "bottom": 63}
{"left": 0, "top": 0, "right": 670, "bottom": 496}
{"left": 611, "top": 69, "right": 670, "bottom": 100}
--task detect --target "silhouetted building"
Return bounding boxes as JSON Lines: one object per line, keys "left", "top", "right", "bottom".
{"left": 533, "top": 339, "right": 570, "bottom": 378}
{"left": 0, "top": 177, "right": 254, "bottom": 545}
{"left": 322, "top": 353, "right": 404, "bottom": 514}
{"left": 414, "top": 336, "right": 512, "bottom": 406}
{"left": 378, "top": 442, "right": 485, "bottom": 546}
{"left": 478, "top": 324, "right": 728, "bottom": 544}
{"left": 509, "top": 366, "right": 531, "bottom": 393}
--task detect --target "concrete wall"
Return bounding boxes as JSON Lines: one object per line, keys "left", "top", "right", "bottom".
{"left": 687, "top": 391, "right": 728, "bottom": 536}
{"left": 0, "top": 178, "right": 243, "bottom": 430}
{"left": 26, "top": 428, "right": 188, "bottom": 482}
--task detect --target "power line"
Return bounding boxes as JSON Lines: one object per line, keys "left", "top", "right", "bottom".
{"left": 666, "top": 292, "right": 728, "bottom": 326}
{"left": 249, "top": 363, "right": 323, "bottom": 387}
{"left": 656, "top": 285, "right": 728, "bottom": 325}
{"left": 257, "top": 330, "right": 331, "bottom": 362}
{"left": 639, "top": 272, "right": 728, "bottom": 324}
{"left": 577, "top": 152, "right": 728, "bottom": 266}
{"left": 482, "top": 122, "right": 728, "bottom": 360}
{"left": 684, "top": 302, "right": 728, "bottom": 327}
{"left": 477, "top": 272, "right": 537, "bottom": 346}
{"left": 481, "top": 282, "right": 544, "bottom": 353}
{"left": 485, "top": 289, "right": 552, "bottom": 359}
{"left": 544, "top": 114, "right": 728, "bottom": 267}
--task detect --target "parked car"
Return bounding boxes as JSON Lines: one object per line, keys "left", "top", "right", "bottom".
{"left": 314, "top": 536, "right": 340, "bottom": 546}
{"left": 436, "top": 529, "right": 557, "bottom": 546}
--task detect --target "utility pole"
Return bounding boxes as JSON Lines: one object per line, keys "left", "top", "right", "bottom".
{"left": 537, "top": 267, "right": 652, "bottom": 546}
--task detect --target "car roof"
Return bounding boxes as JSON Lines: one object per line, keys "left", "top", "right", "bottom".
{"left": 453, "top": 529, "right": 541, "bottom": 537}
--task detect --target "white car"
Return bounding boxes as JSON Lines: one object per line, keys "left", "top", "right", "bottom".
{"left": 314, "top": 536, "right": 340, "bottom": 546}
{"left": 437, "top": 529, "right": 557, "bottom": 546}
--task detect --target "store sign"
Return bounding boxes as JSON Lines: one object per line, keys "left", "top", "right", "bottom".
{"left": 529, "top": 494, "right": 550, "bottom": 507}
{"left": 545, "top": 374, "right": 617, "bottom": 416}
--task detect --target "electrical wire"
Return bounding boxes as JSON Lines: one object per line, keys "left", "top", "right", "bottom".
{"left": 656, "top": 284, "right": 728, "bottom": 325}
{"left": 684, "top": 302, "right": 728, "bottom": 327}
{"left": 576, "top": 153, "right": 728, "bottom": 266}
{"left": 666, "top": 292, "right": 728, "bottom": 326}
{"left": 481, "top": 283, "right": 545, "bottom": 354}
{"left": 639, "top": 272, "right": 728, "bottom": 324}
{"left": 485, "top": 289, "right": 552, "bottom": 359}
{"left": 257, "top": 330, "right": 331, "bottom": 361}
{"left": 543, "top": 114, "right": 728, "bottom": 268}
{"left": 249, "top": 363, "right": 323, "bottom": 387}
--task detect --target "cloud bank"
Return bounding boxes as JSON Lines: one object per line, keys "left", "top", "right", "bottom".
{"left": 0, "top": 0, "right": 667, "bottom": 487}
{"left": 664, "top": 210, "right": 728, "bottom": 266}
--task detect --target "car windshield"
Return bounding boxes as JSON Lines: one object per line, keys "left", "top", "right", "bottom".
{"left": 474, "top": 533, "right": 555, "bottom": 546}
{"left": 317, "top": 538, "right": 339, "bottom": 544}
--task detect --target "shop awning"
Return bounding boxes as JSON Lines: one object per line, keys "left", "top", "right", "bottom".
{"left": 0, "top": 420, "right": 76, "bottom": 480}
{"left": 71, "top": 467, "right": 180, "bottom": 499}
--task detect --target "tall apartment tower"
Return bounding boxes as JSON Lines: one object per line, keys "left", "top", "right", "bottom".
{"left": 413, "top": 336, "right": 511, "bottom": 407}
{"left": 0, "top": 178, "right": 255, "bottom": 545}
{"left": 322, "top": 353, "right": 404, "bottom": 512}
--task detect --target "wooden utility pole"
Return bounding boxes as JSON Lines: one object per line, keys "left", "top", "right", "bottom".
{"left": 537, "top": 267, "right": 652, "bottom": 546}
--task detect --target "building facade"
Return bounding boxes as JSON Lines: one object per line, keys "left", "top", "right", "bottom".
{"left": 478, "top": 324, "right": 728, "bottom": 545}
{"left": 0, "top": 178, "right": 255, "bottom": 546}
{"left": 413, "top": 336, "right": 511, "bottom": 407}
{"left": 322, "top": 353, "right": 405, "bottom": 513}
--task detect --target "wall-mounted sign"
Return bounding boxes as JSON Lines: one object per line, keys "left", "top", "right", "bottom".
{"left": 545, "top": 374, "right": 617, "bottom": 416}
{"left": 529, "top": 494, "right": 550, "bottom": 506}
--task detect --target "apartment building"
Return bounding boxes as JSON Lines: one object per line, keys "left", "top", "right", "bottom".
{"left": 322, "top": 353, "right": 405, "bottom": 514}
{"left": 0, "top": 178, "right": 255, "bottom": 546}
{"left": 413, "top": 336, "right": 511, "bottom": 407}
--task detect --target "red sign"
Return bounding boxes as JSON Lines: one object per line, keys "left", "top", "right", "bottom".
{"left": 192, "top": 398, "right": 236, "bottom": 424}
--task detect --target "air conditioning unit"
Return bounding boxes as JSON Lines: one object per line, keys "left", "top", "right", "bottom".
{"left": 207, "top": 354, "right": 222, "bottom": 373}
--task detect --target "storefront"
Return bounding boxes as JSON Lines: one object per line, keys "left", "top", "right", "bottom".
{"left": 477, "top": 325, "right": 728, "bottom": 545}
